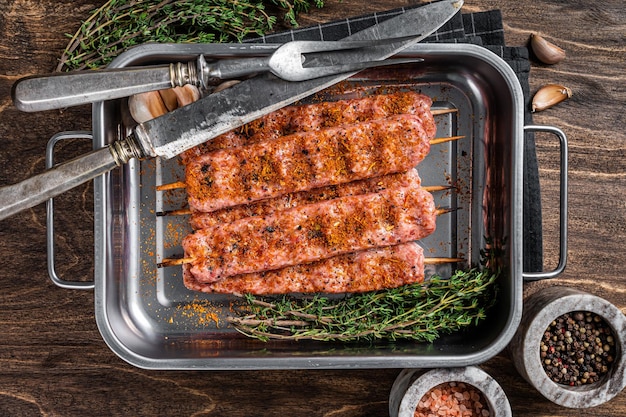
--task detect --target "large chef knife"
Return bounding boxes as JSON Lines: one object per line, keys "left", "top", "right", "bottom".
{"left": 0, "top": 0, "right": 463, "bottom": 221}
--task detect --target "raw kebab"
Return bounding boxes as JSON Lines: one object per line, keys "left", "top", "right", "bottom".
{"left": 182, "top": 173, "right": 435, "bottom": 282}
{"left": 190, "top": 169, "right": 421, "bottom": 230}
{"left": 175, "top": 91, "right": 441, "bottom": 293}
{"left": 180, "top": 91, "right": 437, "bottom": 163}
{"left": 184, "top": 242, "right": 425, "bottom": 294}
{"left": 185, "top": 113, "right": 432, "bottom": 213}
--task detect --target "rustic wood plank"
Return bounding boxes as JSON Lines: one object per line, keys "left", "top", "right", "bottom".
{"left": 0, "top": 0, "right": 624, "bottom": 416}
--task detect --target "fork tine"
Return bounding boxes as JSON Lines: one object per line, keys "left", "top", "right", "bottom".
{"left": 268, "top": 36, "right": 424, "bottom": 82}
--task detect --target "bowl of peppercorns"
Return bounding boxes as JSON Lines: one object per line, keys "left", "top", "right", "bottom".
{"left": 509, "top": 286, "right": 626, "bottom": 408}
{"left": 389, "top": 366, "right": 512, "bottom": 417}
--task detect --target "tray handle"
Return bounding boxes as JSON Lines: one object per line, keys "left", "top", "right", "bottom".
{"left": 46, "top": 131, "right": 95, "bottom": 290}
{"left": 522, "top": 125, "right": 568, "bottom": 281}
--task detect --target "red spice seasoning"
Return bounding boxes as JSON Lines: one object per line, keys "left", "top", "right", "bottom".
{"left": 414, "top": 382, "right": 491, "bottom": 417}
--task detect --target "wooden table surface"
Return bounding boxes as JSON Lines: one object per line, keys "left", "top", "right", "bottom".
{"left": 0, "top": 0, "right": 624, "bottom": 415}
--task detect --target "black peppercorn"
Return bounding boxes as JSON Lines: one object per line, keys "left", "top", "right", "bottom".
{"left": 539, "top": 311, "right": 616, "bottom": 386}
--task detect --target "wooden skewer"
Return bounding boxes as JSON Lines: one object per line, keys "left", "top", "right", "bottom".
{"left": 425, "top": 257, "right": 465, "bottom": 264}
{"left": 431, "top": 108, "right": 458, "bottom": 116}
{"left": 158, "top": 256, "right": 464, "bottom": 268}
{"left": 430, "top": 135, "right": 464, "bottom": 146}
{"left": 156, "top": 208, "right": 192, "bottom": 216}
{"left": 424, "top": 185, "right": 453, "bottom": 192}
{"left": 157, "top": 183, "right": 184, "bottom": 192}
{"left": 158, "top": 257, "right": 194, "bottom": 268}
{"left": 156, "top": 181, "right": 186, "bottom": 191}
{"left": 155, "top": 135, "right": 465, "bottom": 192}
{"left": 435, "top": 207, "right": 457, "bottom": 216}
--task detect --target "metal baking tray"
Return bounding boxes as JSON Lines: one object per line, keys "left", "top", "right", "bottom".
{"left": 48, "top": 42, "right": 567, "bottom": 369}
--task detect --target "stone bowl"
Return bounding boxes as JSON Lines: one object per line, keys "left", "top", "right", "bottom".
{"left": 389, "top": 366, "right": 512, "bottom": 417}
{"left": 509, "top": 286, "right": 626, "bottom": 408}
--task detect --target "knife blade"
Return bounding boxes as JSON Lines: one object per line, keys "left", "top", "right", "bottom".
{"left": 0, "top": 0, "right": 463, "bottom": 221}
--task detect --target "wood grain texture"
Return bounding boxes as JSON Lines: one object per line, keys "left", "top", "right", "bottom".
{"left": 0, "top": 0, "right": 624, "bottom": 416}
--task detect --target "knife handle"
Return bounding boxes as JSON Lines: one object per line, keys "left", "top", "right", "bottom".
{"left": 0, "top": 146, "right": 121, "bottom": 221}
{"left": 12, "top": 63, "right": 195, "bottom": 112}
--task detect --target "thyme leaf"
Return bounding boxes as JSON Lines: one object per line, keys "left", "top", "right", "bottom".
{"left": 57, "top": 0, "right": 325, "bottom": 72}
{"left": 227, "top": 265, "right": 500, "bottom": 343}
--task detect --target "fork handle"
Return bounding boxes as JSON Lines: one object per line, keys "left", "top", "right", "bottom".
{"left": 13, "top": 55, "right": 272, "bottom": 112}
{"left": 12, "top": 61, "right": 201, "bottom": 112}
{"left": 199, "top": 55, "right": 271, "bottom": 83}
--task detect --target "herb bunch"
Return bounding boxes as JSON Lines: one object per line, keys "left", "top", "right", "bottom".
{"left": 57, "top": 0, "right": 325, "bottom": 72}
{"left": 227, "top": 266, "right": 500, "bottom": 342}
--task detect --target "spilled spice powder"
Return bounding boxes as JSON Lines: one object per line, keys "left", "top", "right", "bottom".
{"left": 415, "top": 382, "right": 490, "bottom": 417}
{"left": 177, "top": 301, "right": 220, "bottom": 326}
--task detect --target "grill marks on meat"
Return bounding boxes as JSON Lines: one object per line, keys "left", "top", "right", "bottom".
{"left": 185, "top": 114, "right": 432, "bottom": 213}
{"left": 189, "top": 169, "right": 421, "bottom": 230}
{"left": 180, "top": 91, "right": 436, "bottom": 164}
{"left": 183, "top": 242, "right": 424, "bottom": 294}
{"left": 182, "top": 179, "right": 436, "bottom": 283}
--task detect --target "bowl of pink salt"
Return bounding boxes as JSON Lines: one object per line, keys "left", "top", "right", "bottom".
{"left": 389, "top": 366, "right": 512, "bottom": 417}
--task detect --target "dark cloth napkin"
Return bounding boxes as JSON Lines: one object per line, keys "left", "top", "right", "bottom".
{"left": 248, "top": 5, "right": 543, "bottom": 272}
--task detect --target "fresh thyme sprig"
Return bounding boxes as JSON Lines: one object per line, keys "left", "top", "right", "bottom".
{"left": 57, "top": 0, "right": 325, "bottom": 72}
{"left": 227, "top": 266, "right": 500, "bottom": 342}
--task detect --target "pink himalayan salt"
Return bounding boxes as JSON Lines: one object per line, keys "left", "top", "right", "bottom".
{"left": 414, "top": 382, "right": 491, "bottom": 417}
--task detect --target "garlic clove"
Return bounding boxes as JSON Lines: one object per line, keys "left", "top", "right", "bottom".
{"left": 532, "top": 84, "right": 572, "bottom": 112}
{"left": 171, "top": 85, "right": 201, "bottom": 107}
{"left": 129, "top": 85, "right": 201, "bottom": 124}
{"left": 129, "top": 90, "right": 169, "bottom": 123}
{"left": 158, "top": 88, "right": 180, "bottom": 112}
{"left": 530, "top": 33, "right": 566, "bottom": 65}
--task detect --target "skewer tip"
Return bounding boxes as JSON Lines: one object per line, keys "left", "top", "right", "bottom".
{"left": 430, "top": 135, "right": 465, "bottom": 146}
{"left": 158, "top": 257, "right": 195, "bottom": 268}
{"left": 436, "top": 207, "right": 458, "bottom": 216}
{"left": 431, "top": 108, "right": 459, "bottom": 116}
{"left": 423, "top": 185, "right": 454, "bottom": 193}
{"left": 156, "top": 181, "right": 187, "bottom": 191}
{"left": 424, "top": 257, "right": 465, "bottom": 265}
{"left": 156, "top": 208, "right": 192, "bottom": 217}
